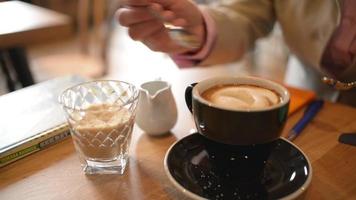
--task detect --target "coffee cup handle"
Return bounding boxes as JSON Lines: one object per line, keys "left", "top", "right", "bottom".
{"left": 185, "top": 83, "right": 197, "bottom": 113}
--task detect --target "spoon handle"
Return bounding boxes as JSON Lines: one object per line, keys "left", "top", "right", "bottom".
{"left": 164, "top": 24, "right": 201, "bottom": 49}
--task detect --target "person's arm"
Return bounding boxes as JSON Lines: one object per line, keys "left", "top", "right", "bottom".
{"left": 171, "top": 0, "right": 277, "bottom": 67}
{"left": 170, "top": 8, "right": 217, "bottom": 68}
{"left": 200, "top": 0, "right": 276, "bottom": 65}
{"left": 117, "top": 0, "right": 276, "bottom": 66}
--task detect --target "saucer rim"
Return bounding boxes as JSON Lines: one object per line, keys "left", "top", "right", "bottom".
{"left": 164, "top": 134, "right": 313, "bottom": 200}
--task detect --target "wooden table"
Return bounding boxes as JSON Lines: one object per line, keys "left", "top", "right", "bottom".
{"left": 0, "top": 65, "right": 356, "bottom": 200}
{"left": 0, "top": 1, "right": 71, "bottom": 90}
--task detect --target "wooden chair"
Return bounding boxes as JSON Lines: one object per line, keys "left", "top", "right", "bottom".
{"left": 31, "top": 0, "right": 117, "bottom": 80}
{"left": 0, "top": 1, "right": 71, "bottom": 92}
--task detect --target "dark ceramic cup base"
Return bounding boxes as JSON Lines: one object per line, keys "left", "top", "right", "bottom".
{"left": 164, "top": 133, "right": 312, "bottom": 200}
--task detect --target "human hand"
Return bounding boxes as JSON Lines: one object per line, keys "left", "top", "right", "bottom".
{"left": 116, "top": 0, "right": 205, "bottom": 54}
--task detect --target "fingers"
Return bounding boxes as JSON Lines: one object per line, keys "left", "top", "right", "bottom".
{"left": 119, "top": 0, "right": 149, "bottom": 7}
{"left": 128, "top": 19, "right": 164, "bottom": 41}
{"left": 117, "top": 7, "right": 155, "bottom": 27}
{"left": 117, "top": 4, "right": 179, "bottom": 27}
{"left": 116, "top": 0, "right": 194, "bottom": 54}
{"left": 126, "top": 19, "right": 184, "bottom": 53}
{"left": 142, "top": 30, "right": 187, "bottom": 53}
{"left": 149, "top": 0, "right": 176, "bottom": 7}
{"left": 148, "top": 3, "right": 163, "bottom": 13}
{"left": 142, "top": 30, "right": 170, "bottom": 52}
{"left": 160, "top": 10, "right": 176, "bottom": 21}
{"left": 149, "top": 3, "right": 187, "bottom": 26}
{"left": 170, "top": 18, "right": 187, "bottom": 27}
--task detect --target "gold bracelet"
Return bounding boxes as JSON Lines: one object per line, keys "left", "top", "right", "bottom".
{"left": 322, "top": 77, "right": 356, "bottom": 90}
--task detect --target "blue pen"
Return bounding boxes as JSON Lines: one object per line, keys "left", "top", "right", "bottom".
{"left": 287, "top": 100, "right": 324, "bottom": 141}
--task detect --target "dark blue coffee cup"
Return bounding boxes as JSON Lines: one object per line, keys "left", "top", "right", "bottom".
{"left": 185, "top": 76, "right": 290, "bottom": 145}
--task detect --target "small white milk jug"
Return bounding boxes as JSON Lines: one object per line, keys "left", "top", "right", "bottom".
{"left": 135, "top": 80, "right": 178, "bottom": 136}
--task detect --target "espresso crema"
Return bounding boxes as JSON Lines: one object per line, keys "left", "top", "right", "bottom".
{"left": 202, "top": 84, "right": 281, "bottom": 110}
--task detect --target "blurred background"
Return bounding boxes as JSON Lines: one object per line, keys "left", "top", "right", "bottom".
{"left": 0, "top": 0, "right": 289, "bottom": 95}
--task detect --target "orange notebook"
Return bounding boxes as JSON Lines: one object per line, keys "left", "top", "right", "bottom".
{"left": 286, "top": 86, "right": 316, "bottom": 116}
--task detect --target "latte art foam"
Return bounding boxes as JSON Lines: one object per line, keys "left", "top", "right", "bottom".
{"left": 202, "top": 85, "right": 281, "bottom": 110}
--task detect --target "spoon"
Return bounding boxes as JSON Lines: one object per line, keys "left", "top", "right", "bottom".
{"left": 164, "top": 23, "right": 201, "bottom": 49}
{"left": 322, "top": 77, "right": 356, "bottom": 90}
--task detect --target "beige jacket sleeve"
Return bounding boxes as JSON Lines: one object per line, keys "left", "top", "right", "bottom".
{"left": 200, "top": 0, "right": 275, "bottom": 66}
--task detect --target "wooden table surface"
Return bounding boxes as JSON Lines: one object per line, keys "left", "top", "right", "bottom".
{"left": 0, "top": 65, "right": 356, "bottom": 200}
{"left": 0, "top": 1, "right": 72, "bottom": 48}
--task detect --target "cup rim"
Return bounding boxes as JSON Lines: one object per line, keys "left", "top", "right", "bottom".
{"left": 192, "top": 76, "right": 290, "bottom": 112}
{"left": 59, "top": 80, "right": 139, "bottom": 111}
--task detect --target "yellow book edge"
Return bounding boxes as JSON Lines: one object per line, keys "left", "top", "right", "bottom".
{"left": 0, "top": 123, "right": 70, "bottom": 167}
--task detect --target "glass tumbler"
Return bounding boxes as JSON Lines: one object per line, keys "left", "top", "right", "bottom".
{"left": 59, "top": 80, "right": 139, "bottom": 174}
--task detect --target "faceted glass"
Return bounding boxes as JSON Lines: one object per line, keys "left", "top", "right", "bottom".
{"left": 59, "top": 80, "right": 139, "bottom": 174}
